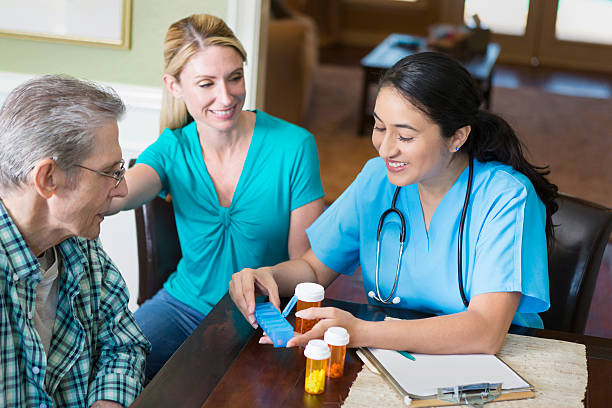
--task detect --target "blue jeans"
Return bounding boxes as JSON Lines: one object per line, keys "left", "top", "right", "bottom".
{"left": 134, "top": 288, "right": 205, "bottom": 382}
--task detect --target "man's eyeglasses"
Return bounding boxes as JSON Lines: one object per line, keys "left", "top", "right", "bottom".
{"left": 49, "top": 157, "right": 126, "bottom": 188}
{"left": 73, "top": 159, "right": 126, "bottom": 188}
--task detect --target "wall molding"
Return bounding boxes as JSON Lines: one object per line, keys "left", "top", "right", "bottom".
{"left": 0, "top": 70, "right": 162, "bottom": 155}
{"left": 0, "top": 71, "right": 162, "bottom": 109}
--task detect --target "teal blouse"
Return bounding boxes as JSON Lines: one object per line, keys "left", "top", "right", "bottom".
{"left": 136, "top": 111, "right": 324, "bottom": 315}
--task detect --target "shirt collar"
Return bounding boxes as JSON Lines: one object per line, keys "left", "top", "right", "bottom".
{"left": 0, "top": 199, "right": 41, "bottom": 282}
{"left": 0, "top": 200, "right": 87, "bottom": 285}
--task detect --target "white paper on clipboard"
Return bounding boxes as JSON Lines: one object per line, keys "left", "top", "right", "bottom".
{"left": 367, "top": 348, "right": 531, "bottom": 398}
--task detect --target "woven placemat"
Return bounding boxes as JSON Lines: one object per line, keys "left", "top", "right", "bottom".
{"left": 342, "top": 333, "right": 587, "bottom": 408}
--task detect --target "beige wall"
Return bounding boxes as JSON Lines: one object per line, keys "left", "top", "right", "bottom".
{"left": 0, "top": 0, "right": 227, "bottom": 87}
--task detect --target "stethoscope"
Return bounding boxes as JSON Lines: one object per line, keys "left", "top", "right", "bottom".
{"left": 368, "top": 156, "right": 474, "bottom": 308}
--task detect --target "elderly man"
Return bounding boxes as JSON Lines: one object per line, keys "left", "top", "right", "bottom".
{"left": 0, "top": 75, "right": 150, "bottom": 408}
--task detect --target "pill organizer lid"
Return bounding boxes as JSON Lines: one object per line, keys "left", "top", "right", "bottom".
{"left": 295, "top": 282, "right": 325, "bottom": 302}
{"left": 324, "top": 326, "right": 350, "bottom": 346}
{"left": 254, "top": 302, "right": 294, "bottom": 347}
{"left": 304, "top": 339, "right": 331, "bottom": 360}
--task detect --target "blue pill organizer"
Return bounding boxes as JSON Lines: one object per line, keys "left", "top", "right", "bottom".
{"left": 254, "top": 302, "right": 295, "bottom": 347}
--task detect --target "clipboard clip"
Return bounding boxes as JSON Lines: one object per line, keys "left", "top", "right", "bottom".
{"left": 437, "top": 382, "right": 502, "bottom": 408}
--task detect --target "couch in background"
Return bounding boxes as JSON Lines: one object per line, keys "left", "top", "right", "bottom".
{"left": 265, "top": 8, "right": 318, "bottom": 126}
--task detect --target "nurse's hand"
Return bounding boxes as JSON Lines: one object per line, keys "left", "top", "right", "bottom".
{"left": 285, "top": 307, "right": 365, "bottom": 348}
{"left": 229, "top": 266, "right": 281, "bottom": 329}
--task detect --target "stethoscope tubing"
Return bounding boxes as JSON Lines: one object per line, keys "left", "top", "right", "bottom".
{"left": 457, "top": 157, "right": 474, "bottom": 308}
{"left": 372, "top": 186, "right": 406, "bottom": 304}
{"left": 371, "top": 156, "right": 474, "bottom": 307}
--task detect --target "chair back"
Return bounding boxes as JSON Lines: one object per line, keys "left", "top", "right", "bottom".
{"left": 541, "top": 194, "right": 612, "bottom": 333}
{"left": 129, "top": 159, "right": 182, "bottom": 305}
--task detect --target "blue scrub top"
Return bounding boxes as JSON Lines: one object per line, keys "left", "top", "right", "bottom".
{"left": 307, "top": 158, "right": 550, "bottom": 328}
{"left": 137, "top": 110, "right": 324, "bottom": 315}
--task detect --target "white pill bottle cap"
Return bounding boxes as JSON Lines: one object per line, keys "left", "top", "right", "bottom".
{"left": 324, "top": 326, "right": 350, "bottom": 346}
{"left": 295, "top": 282, "right": 325, "bottom": 302}
{"left": 304, "top": 339, "right": 331, "bottom": 360}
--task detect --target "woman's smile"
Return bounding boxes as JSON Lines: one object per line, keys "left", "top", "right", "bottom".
{"left": 385, "top": 159, "right": 409, "bottom": 172}
{"left": 209, "top": 104, "right": 238, "bottom": 120}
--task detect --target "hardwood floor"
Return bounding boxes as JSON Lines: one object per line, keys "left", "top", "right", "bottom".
{"left": 493, "top": 64, "right": 612, "bottom": 99}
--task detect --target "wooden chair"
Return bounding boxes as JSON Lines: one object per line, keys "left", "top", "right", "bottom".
{"left": 129, "top": 159, "right": 182, "bottom": 305}
{"left": 541, "top": 193, "right": 612, "bottom": 333}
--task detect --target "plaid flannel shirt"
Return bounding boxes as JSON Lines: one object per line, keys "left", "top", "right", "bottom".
{"left": 0, "top": 201, "right": 150, "bottom": 407}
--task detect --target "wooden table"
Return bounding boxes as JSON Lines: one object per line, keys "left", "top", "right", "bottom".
{"left": 359, "top": 33, "right": 501, "bottom": 134}
{"left": 130, "top": 294, "right": 612, "bottom": 407}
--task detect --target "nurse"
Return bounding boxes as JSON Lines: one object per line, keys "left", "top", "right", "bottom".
{"left": 229, "top": 52, "right": 558, "bottom": 354}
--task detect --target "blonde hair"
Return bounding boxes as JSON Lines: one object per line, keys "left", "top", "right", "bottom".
{"left": 160, "top": 14, "right": 247, "bottom": 133}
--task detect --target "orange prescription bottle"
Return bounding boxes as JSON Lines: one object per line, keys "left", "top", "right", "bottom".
{"left": 324, "top": 327, "right": 350, "bottom": 378}
{"left": 304, "top": 339, "right": 330, "bottom": 395}
{"left": 295, "top": 282, "right": 325, "bottom": 334}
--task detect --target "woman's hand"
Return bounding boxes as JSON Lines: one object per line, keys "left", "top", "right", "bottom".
{"left": 229, "top": 266, "right": 281, "bottom": 328}
{"left": 229, "top": 253, "right": 339, "bottom": 332}
{"left": 106, "top": 163, "right": 162, "bottom": 214}
{"left": 285, "top": 307, "right": 368, "bottom": 348}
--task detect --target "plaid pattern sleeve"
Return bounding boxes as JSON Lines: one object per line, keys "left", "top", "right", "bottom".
{"left": 0, "top": 206, "right": 47, "bottom": 408}
{"left": 0, "top": 200, "right": 150, "bottom": 408}
{"left": 85, "top": 242, "right": 149, "bottom": 406}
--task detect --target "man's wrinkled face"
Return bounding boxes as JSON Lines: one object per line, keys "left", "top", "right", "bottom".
{"left": 49, "top": 120, "right": 127, "bottom": 239}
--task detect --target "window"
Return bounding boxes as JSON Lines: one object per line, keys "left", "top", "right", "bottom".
{"left": 463, "top": 0, "right": 529, "bottom": 36}
{"left": 555, "top": 0, "right": 612, "bottom": 45}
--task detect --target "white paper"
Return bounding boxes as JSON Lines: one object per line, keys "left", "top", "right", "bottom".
{"left": 368, "top": 348, "right": 530, "bottom": 397}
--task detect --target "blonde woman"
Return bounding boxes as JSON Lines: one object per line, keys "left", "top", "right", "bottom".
{"left": 109, "top": 14, "right": 325, "bottom": 380}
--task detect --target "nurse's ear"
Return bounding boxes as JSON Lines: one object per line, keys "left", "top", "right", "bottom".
{"left": 449, "top": 125, "right": 471, "bottom": 153}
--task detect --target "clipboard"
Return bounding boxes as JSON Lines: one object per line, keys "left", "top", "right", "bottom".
{"left": 357, "top": 347, "right": 535, "bottom": 407}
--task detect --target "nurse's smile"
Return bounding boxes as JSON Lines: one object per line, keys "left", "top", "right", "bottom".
{"left": 385, "top": 159, "right": 409, "bottom": 172}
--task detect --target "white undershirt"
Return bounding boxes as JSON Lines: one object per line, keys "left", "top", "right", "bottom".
{"left": 34, "top": 247, "right": 60, "bottom": 357}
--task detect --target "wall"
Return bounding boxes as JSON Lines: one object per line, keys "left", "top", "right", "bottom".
{"left": 340, "top": 0, "right": 441, "bottom": 47}
{"left": 0, "top": 0, "right": 226, "bottom": 87}
{"left": 292, "top": 0, "right": 446, "bottom": 48}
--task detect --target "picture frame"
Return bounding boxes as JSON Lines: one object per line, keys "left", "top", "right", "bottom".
{"left": 0, "top": 0, "right": 132, "bottom": 49}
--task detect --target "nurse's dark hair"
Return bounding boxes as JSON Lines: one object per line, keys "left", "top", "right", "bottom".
{"left": 379, "top": 52, "right": 558, "bottom": 243}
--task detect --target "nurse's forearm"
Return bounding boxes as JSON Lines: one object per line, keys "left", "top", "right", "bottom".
{"left": 356, "top": 313, "right": 501, "bottom": 354}
{"left": 355, "top": 292, "right": 520, "bottom": 354}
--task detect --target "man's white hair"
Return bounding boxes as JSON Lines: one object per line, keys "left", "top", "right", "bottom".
{"left": 0, "top": 74, "right": 125, "bottom": 192}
